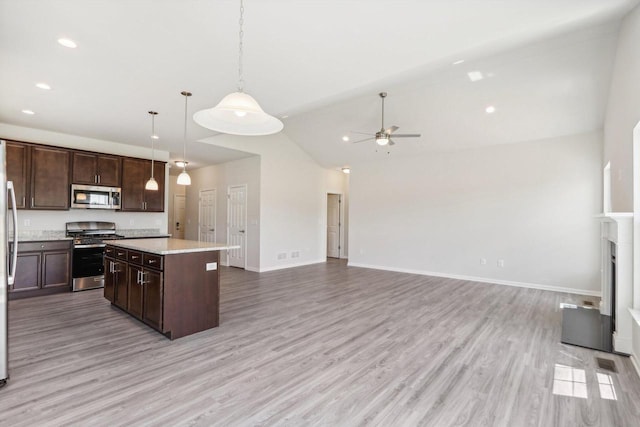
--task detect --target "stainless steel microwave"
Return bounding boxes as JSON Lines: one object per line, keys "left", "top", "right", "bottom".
{"left": 70, "top": 184, "right": 121, "bottom": 210}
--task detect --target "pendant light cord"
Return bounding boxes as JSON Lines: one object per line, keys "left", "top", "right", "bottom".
{"left": 180, "top": 90, "right": 191, "bottom": 172}
{"left": 183, "top": 93, "right": 188, "bottom": 172}
{"left": 238, "top": 0, "right": 244, "bottom": 92}
{"left": 150, "top": 112, "right": 155, "bottom": 178}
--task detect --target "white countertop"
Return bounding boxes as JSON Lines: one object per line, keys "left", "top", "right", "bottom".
{"left": 105, "top": 238, "right": 239, "bottom": 255}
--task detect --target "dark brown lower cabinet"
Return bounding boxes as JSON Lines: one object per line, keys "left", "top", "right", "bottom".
{"left": 10, "top": 240, "right": 72, "bottom": 299}
{"left": 104, "top": 244, "right": 218, "bottom": 339}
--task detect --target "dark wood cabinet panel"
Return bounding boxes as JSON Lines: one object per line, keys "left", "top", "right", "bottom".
{"left": 121, "top": 158, "right": 146, "bottom": 211}
{"left": 114, "top": 260, "right": 128, "bottom": 310}
{"left": 72, "top": 152, "right": 121, "bottom": 187}
{"left": 104, "top": 257, "right": 116, "bottom": 303}
{"left": 6, "top": 141, "right": 29, "bottom": 209}
{"left": 121, "top": 158, "right": 165, "bottom": 212}
{"left": 97, "top": 155, "right": 121, "bottom": 187}
{"left": 31, "top": 146, "right": 70, "bottom": 210}
{"left": 42, "top": 251, "right": 71, "bottom": 288}
{"left": 72, "top": 152, "right": 98, "bottom": 185}
{"left": 144, "top": 161, "right": 165, "bottom": 212}
{"left": 128, "top": 265, "right": 143, "bottom": 319}
{"left": 9, "top": 240, "right": 72, "bottom": 299}
{"left": 13, "top": 253, "right": 41, "bottom": 292}
{"left": 143, "top": 269, "right": 163, "bottom": 330}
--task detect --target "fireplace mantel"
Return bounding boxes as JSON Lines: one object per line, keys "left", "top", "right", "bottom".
{"left": 598, "top": 212, "right": 633, "bottom": 354}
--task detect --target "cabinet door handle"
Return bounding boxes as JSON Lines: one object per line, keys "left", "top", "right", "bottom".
{"left": 140, "top": 272, "right": 148, "bottom": 285}
{"left": 136, "top": 270, "right": 141, "bottom": 284}
{"left": 131, "top": 255, "right": 139, "bottom": 260}
{"left": 148, "top": 259, "right": 157, "bottom": 264}
{"left": 98, "top": 174, "right": 101, "bottom": 184}
{"left": 31, "top": 197, "right": 34, "bottom": 207}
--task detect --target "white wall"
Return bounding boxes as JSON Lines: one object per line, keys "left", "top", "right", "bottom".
{"left": 603, "top": 5, "right": 640, "bottom": 212}
{"left": 0, "top": 123, "right": 170, "bottom": 233}
{"left": 183, "top": 156, "right": 261, "bottom": 270}
{"left": 199, "top": 132, "right": 342, "bottom": 272}
{"left": 349, "top": 132, "right": 602, "bottom": 294}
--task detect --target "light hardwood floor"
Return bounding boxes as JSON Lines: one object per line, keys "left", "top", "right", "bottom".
{"left": 2, "top": 259, "right": 640, "bottom": 426}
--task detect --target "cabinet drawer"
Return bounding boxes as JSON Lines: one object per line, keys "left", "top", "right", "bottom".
{"left": 115, "top": 248, "right": 128, "bottom": 260}
{"left": 104, "top": 246, "right": 116, "bottom": 257}
{"left": 143, "top": 253, "right": 163, "bottom": 270}
{"left": 18, "top": 240, "right": 72, "bottom": 252}
{"left": 128, "top": 250, "right": 143, "bottom": 265}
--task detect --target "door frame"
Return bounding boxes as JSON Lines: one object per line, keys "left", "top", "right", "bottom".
{"left": 198, "top": 188, "right": 217, "bottom": 243}
{"left": 326, "top": 193, "right": 342, "bottom": 259}
{"left": 227, "top": 184, "right": 248, "bottom": 269}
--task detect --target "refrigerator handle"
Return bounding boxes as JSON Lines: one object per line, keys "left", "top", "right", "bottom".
{"left": 7, "top": 181, "right": 17, "bottom": 286}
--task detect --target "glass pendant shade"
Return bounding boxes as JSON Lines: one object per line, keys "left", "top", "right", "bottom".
{"left": 193, "top": 91, "right": 283, "bottom": 136}
{"left": 177, "top": 170, "right": 191, "bottom": 186}
{"left": 145, "top": 177, "right": 158, "bottom": 191}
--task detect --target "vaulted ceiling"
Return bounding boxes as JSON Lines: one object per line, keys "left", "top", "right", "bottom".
{"left": 1, "top": 0, "right": 637, "bottom": 169}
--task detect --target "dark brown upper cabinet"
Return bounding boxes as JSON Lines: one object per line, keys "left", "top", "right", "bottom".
{"left": 72, "top": 152, "right": 121, "bottom": 187}
{"left": 121, "top": 157, "right": 165, "bottom": 212}
{"left": 6, "top": 140, "right": 29, "bottom": 209}
{"left": 30, "top": 146, "right": 71, "bottom": 210}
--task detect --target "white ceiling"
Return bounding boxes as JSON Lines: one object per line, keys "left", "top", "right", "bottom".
{"left": 0, "top": 0, "right": 637, "bottom": 169}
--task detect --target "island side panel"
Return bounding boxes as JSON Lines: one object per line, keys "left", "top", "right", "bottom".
{"left": 163, "top": 250, "right": 220, "bottom": 339}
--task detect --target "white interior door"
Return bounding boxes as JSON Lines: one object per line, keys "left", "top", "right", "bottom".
{"left": 327, "top": 194, "right": 341, "bottom": 258}
{"left": 227, "top": 184, "right": 247, "bottom": 269}
{"left": 173, "top": 195, "right": 186, "bottom": 239}
{"left": 198, "top": 189, "right": 217, "bottom": 243}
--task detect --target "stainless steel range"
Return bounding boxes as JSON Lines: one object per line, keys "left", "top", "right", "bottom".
{"left": 66, "top": 221, "right": 124, "bottom": 291}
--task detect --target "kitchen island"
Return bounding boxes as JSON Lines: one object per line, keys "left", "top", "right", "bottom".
{"left": 103, "top": 238, "right": 237, "bottom": 339}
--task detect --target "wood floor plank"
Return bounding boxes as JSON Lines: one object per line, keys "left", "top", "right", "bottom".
{"left": 1, "top": 259, "right": 639, "bottom": 426}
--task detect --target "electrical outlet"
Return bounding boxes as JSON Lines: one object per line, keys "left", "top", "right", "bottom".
{"left": 480, "top": 258, "right": 487, "bottom": 265}
{"left": 291, "top": 251, "right": 300, "bottom": 259}
{"left": 497, "top": 259, "right": 505, "bottom": 268}
{"left": 277, "top": 252, "right": 287, "bottom": 260}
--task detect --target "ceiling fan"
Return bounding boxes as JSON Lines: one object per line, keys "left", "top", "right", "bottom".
{"left": 351, "top": 92, "right": 421, "bottom": 146}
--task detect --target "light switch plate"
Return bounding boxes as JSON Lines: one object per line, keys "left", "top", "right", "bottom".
{"left": 206, "top": 262, "right": 217, "bottom": 271}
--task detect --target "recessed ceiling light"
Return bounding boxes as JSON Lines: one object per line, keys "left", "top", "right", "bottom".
{"left": 485, "top": 106, "right": 496, "bottom": 114}
{"left": 467, "top": 71, "right": 484, "bottom": 82}
{"left": 341, "top": 167, "right": 351, "bottom": 174}
{"left": 35, "top": 82, "right": 51, "bottom": 90}
{"left": 57, "top": 38, "right": 77, "bottom": 48}
{"left": 342, "top": 135, "right": 349, "bottom": 142}
{"left": 453, "top": 59, "right": 465, "bottom": 65}
{"left": 21, "top": 109, "right": 35, "bottom": 115}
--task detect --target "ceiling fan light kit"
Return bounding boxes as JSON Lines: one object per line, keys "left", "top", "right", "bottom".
{"left": 193, "top": 0, "right": 283, "bottom": 136}
{"left": 350, "top": 92, "right": 421, "bottom": 147}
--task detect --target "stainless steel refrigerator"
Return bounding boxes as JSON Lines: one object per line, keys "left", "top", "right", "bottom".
{"left": 1, "top": 140, "right": 18, "bottom": 387}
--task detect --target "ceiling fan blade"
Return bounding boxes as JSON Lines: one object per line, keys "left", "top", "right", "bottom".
{"left": 349, "top": 131, "right": 374, "bottom": 136}
{"left": 352, "top": 137, "right": 375, "bottom": 144}
{"left": 391, "top": 133, "right": 421, "bottom": 138}
{"left": 388, "top": 139, "right": 396, "bottom": 146}
{"left": 386, "top": 125, "right": 399, "bottom": 134}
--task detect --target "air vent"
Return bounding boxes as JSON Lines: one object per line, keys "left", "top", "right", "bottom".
{"left": 596, "top": 358, "right": 617, "bottom": 373}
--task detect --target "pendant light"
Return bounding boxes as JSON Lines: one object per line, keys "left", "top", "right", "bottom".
{"left": 193, "top": 0, "right": 283, "bottom": 136}
{"left": 177, "top": 91, "right": 192, "bottom": 186}
{"left": 145, "top": 111, "right": 159, "bottom": 191}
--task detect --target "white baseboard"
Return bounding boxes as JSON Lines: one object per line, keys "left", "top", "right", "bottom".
{"left": 613, "top": 333, "right": 632, "bottom": 355}
{"left": 346, "top": 262, "right": 601, "bottom": 297}
{"left": 259, "top": 259, "right": 326, "bottom": 273}
{"left": 631, "top": 354, "right": 640, "bottom": 380}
